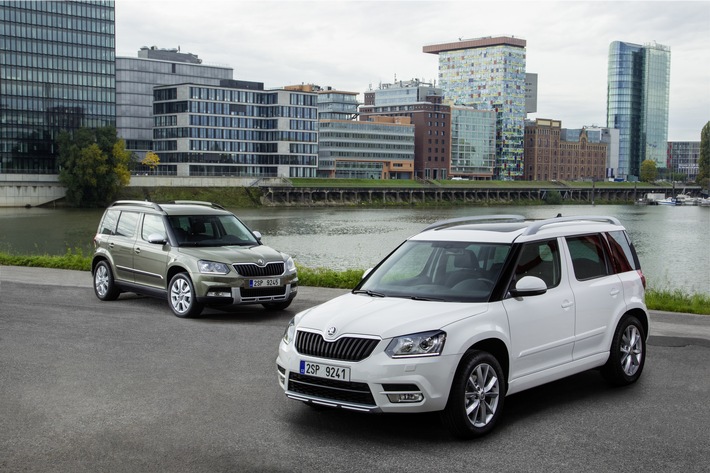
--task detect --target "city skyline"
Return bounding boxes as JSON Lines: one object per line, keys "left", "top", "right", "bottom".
{"left": 114, "top": 0, "right": 710, "bottom": 142}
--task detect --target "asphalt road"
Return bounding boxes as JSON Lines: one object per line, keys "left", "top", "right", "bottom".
{"left": 1, "top": 268, "right": 709, "bottom": 472}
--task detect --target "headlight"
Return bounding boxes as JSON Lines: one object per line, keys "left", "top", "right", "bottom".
{"left": 285, "top": 256, "right": 296, "bottom": 273}
{"left": 198, "top": 260, "right": 230, "bottom": 275}
{"left": 385, "top": 330, "right": 446, "bottom": 358}
{"left": 282, "top": 318, "right": 295, "bottom": 345}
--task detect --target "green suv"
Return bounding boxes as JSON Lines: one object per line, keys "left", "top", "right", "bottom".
{"left": 91, "top": 200, "right": 298, "bottom": 317}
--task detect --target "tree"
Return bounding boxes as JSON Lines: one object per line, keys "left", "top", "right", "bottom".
{"left": 639, "top": 159, "right": 658, "bottom": 183}
{"left": 57, "top": 126, "right": 131, "bottom": 207}
{"left": 697, "top": 121, "right": 710, "bottom": 190}
{"left": 141, "top": 151, "right": 160, "bottom": 174}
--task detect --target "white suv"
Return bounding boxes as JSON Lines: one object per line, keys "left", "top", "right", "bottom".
{"left": 276, "top": 215, "right": 648, "bottom": 438}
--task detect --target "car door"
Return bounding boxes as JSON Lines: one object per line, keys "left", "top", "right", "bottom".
{"left": 132, "top": 213, "right": 171, "bottom": 290}
{"left": 109, "top": 211, "right": 140, "bottom": 283}
{"left": 502, "top": 238, "right": 575, "bottom": 379}
{"left": 563, "top": 233, "right": 626, "bottom": 361}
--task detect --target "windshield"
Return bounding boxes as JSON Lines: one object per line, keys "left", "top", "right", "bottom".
{"left": 356, "top": 240, "right": 511, "bottom": 302}
{"left": 168, "top": 214, "right": 259, "bottom": 247}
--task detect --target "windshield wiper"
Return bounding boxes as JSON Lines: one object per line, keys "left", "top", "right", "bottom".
{"left": 409, "top": 295, "right": 445, "bottom": 301}
{"left": 352, "top": 289, "right": 386, "bottom": 298}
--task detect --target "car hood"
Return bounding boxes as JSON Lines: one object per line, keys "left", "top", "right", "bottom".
{"left": 296, "top": 292, "right": 489, "bottom": 340}
{"left": 177, "top": 245, "right": 285, "bottom": 264}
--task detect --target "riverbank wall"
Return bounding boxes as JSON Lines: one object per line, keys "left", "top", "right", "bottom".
{"left": 0, "top": 174, "right": 702, "bottom": 207}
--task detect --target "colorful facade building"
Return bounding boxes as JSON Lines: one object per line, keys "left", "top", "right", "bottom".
{"left": 424, "top": 36, "right": 527, "bottom": 179}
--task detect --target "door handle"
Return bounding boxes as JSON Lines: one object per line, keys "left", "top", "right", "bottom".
{"left": 610, "top": 288, "right": 620, "bottom": 297}
{"left": 561, "top": 300, "right": 574, "bottom": 309}
{"left": 134, "top": 247, "right": 141, "bottom": 254}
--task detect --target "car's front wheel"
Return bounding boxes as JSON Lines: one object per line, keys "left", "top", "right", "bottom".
{"left": 441, "top": 350, "right": 505, "bottom": 439}
{"left": 168, "top": 273, "right": 204, "bottom": 318}
{"left": 602, "top": 314, "right": 646, "bottom": 385}
{"left": 93, "top": 261, "right": 120, "bottom": 301}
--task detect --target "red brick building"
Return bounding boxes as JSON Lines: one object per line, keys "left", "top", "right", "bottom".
{"left": 524, "top": 119, "right": 607, "bottom": 181}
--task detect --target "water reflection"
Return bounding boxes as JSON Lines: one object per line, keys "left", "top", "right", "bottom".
{"left": 0, "top": 204, "right": 707, "bottom": 294}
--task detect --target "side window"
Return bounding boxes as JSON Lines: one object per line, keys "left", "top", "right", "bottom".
{"left": 99, "top": 209, "right": 119, "bottom": 235}
{"left": 514, "top": 239, "right": 561, "bottom": 288}
{"left": 566, "top": 234, "right": 609, "bottom": 280}
{"left": 605, "top": 230, "right": 637, "bottom": 273}
{"left": 115, "top": 211, "right": 139, "bottom": 238}
{"left": 142, "top": 214, "right": 166, "bottom": 241}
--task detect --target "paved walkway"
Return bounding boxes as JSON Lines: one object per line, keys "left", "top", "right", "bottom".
{"left": 1, "top": 265, "right": 708, "bottom": 346}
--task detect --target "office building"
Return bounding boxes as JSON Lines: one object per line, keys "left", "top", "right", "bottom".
{"left": 151, "top": 80, "right": 318, "bottom": 177}
{"left": 309, "top": 86, "right": 414, "bottom": 179}
{"left": 449, "top": 107, "right": 497, "bottom": 179}
{"left": 524, "top": 119, "right": 607, "bottom": 181}
{"left": 667, "top": 141, "right": 700, "bottom": 181}
{"left": 0, "top": 0, "right": 116, "bottom": 174}
{"left": 424, "top": 36, "right": 527, "bottom": 179}
{"left": 360, "top": 81, "right": 450, "bottom": 179}
{"left": 116, "top": 46, "right": 233, "bottom": 162}
{"left": 607, "top": 41, "right": 671, "bottom": 180}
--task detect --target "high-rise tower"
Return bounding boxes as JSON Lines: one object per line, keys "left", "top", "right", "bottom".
{"left": 424, "top": 36, "right": 527, "bottom": 179}
{"left": 607, "top": 41, "right": 670, "bottom": 180}
{"left": 0, "top": 1, "right": 116, "bottom": 174}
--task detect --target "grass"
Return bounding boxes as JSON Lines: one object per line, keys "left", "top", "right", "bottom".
{"left": 1, "top": 251, "right": 708, "bottom": 315}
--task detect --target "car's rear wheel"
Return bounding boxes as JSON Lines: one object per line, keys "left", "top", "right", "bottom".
{"left": 441, "top": 350, "right": 505, "bottom": 439}
{"left": 169, "top": 273, "right": 204, "bottom": 318}
{"left": 602, "top": 315, "right": 646, "bottom": 385}
{"left": 93, "top": 261, "right": 120, "bottom": 301}
{"left": 262, "top": 300, "right": 293, "bottom": 311}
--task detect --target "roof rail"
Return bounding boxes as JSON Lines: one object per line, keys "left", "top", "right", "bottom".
{"left": 422, "top": 215, "right": 526, "bottom": 232}
{"left": 110, "top": 200, "right": 163, "bottom": 212}
{"left": 521, "top": 215, "right": 621, "bottom": 236}
{"left": 169, "top": 200, "right": 226, "bottom": 210}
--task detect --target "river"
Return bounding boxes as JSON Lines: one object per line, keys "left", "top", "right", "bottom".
{"left": 0, "top": 204, "right": 708, "bottom": 294}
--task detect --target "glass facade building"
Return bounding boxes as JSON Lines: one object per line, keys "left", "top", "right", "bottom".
{"left": 450, "top": 107, "right": 496, "bottom": 178}
{"left": 152, "top": 81, "right": 318, "bottom": 178}
{"left": 607, "top": 41, "right": 670, "bottom": 180}
{"left": 317, "top": 119, "right": 414, "bottom": 179}
{"left": 424, "top": 37, "right": 527, "bottom": 179}
{"left": 117, "top": 48, "right": 233, "bottom": 162}
{"left": 0, "top": 0, "right": 115, "bottom": 174}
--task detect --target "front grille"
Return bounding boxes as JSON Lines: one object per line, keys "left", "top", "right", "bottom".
{"left": 234, "top": 262, "right": 284, "bottom": 277}
{"left": 241, "top": 286, "right": 287, "bottom": 298}
{"left": 296, "top": 331, "right": 379, "bottom": 362}
{"left": 288, "top": 372, "right": 376, "bottom": 406}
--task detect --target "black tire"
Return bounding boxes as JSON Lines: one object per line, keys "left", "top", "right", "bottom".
{"left": 441, "top": 350, "right": 506, "bottom": 439}
{"left": 602, "top": 315, "right": 646, "bottom": 386}
{"left": 93, "top": 261, "right": 120, "bottom": 301}
{"left": 168, "top": 273, "right": 204, "bottom": 318}
{"left": 262, "top": 299, "right": 293, "bottom": 311}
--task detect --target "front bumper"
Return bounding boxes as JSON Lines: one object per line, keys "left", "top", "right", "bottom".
{"left": 276, "top": 338, "right": 457, "bottom": 414}
{"left": 195, "top": 275, "right": 298, "bottom": 305}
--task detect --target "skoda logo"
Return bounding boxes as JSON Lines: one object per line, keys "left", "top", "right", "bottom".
{"left": 257, "top": 259, "right": 265, "bottom": 266}
{"left": 326, "top": 327, "right": 337, "bottom": 337}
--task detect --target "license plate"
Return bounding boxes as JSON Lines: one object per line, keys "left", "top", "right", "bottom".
{"left": 249, "top": 278, "right": 280, "bottom": 288}
{"left": 299, "top": 360, "right": 350, "bottom": 382}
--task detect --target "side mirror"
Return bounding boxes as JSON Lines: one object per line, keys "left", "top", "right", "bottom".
{"left": 509, "top": 276, "right": 547, "bottom": 298}
{"left": 252, "top": 230, "right": 262, "bottom": 243}
{"left": 147, "top": 233, "right": 167, "bottom": 245}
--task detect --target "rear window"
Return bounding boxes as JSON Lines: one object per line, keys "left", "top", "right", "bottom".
{"left": 605, "top": 230, "right": 638, "bottom": 273}
{"left": 115, "top": 211, "right": 139, "bottom": 238}
{"left": 98, "top": 209, "right": 119, "bottom": 235}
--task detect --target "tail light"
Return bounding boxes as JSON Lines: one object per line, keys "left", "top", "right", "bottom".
{"left": 637, "top": 269, "right": 646, "bottom": 289}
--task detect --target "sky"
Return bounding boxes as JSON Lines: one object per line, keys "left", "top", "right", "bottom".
{"left": 115, "top": 0, "right": 710, "bottom": 141}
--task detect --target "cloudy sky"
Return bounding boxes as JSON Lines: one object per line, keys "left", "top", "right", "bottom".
{"left": 115, "top": 0, "right": 710, "bottom": 141}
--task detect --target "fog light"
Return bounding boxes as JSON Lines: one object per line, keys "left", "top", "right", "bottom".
{"left": 208, "top": 290, "right": 231, "bottom": 297}
{"left": 386, "top": 393, "right": 424, "bottom": 403}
